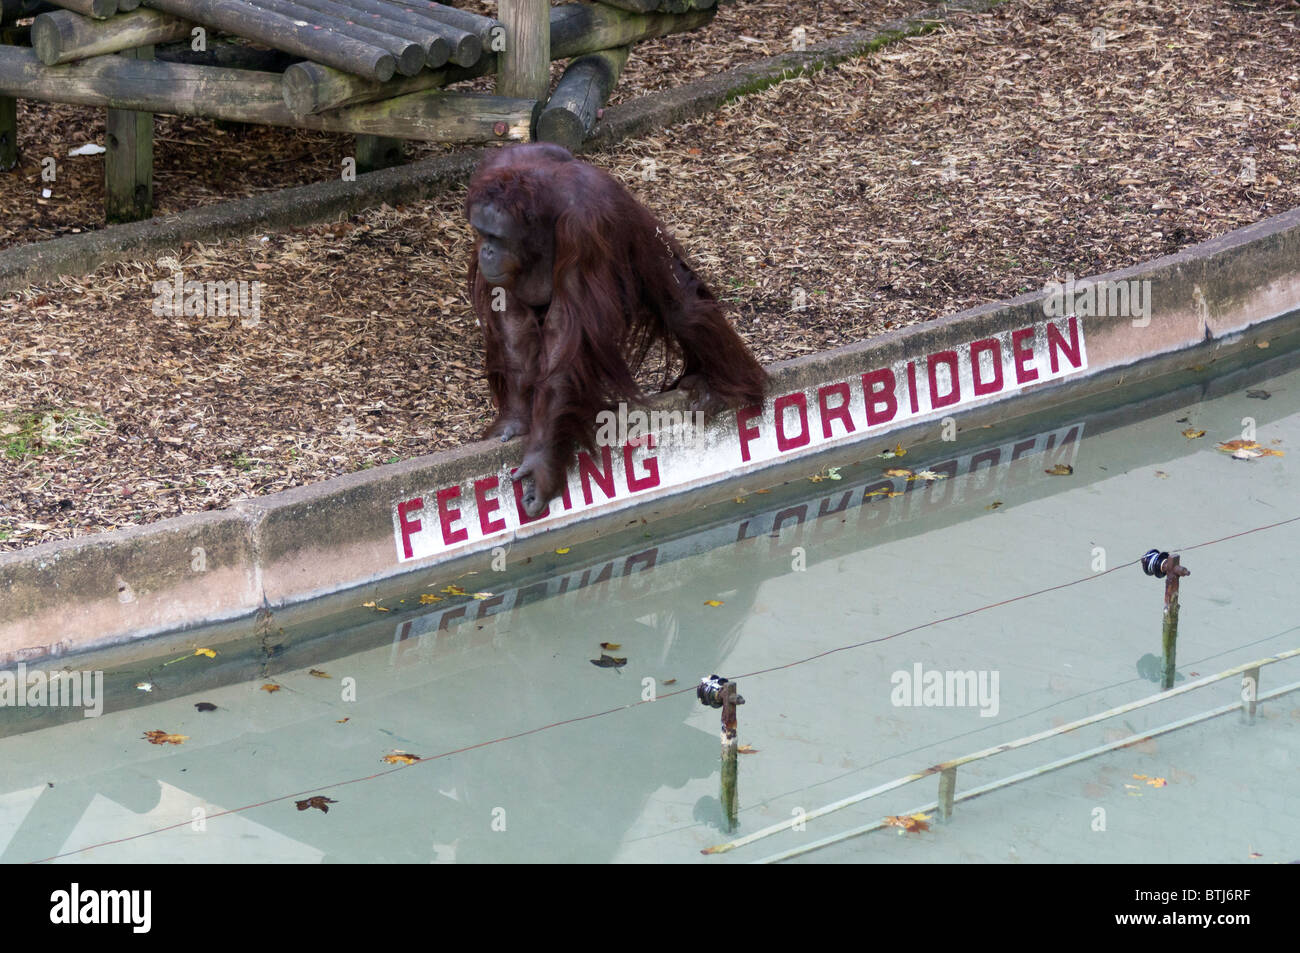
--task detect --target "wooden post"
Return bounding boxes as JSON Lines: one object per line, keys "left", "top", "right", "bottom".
{"left": 497, "top": 0, "right": 547, "bottom": 100}
{"left": 720, "top": 680, "right": 739, "bottom": 832}
{"left": 355, "top": 133, "right": 404, "bottom": 172}
{"left": 105, "top": 44, "right": 152, "bottom": 222}
{"left": 0, "top": 93, "right": 15, "bottom": 172}
{"left": 537, "top": 46, "right": 628, "bottom": 151}
{"left": 1160, "top": 555, "right": 1188, "bottom": 690}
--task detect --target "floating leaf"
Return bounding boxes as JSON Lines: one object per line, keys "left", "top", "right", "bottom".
{"left": 986, "top": 501, "right": 1003, "bottom": 510}
{"left": 441, "top": 585, "right": 466, "bottom": 596}
{"left": 309, "top": 669, "right": 330, "bottom": 679}
{"left": 337, "top": 717, "right": 350, "bottom": 724}
{"left": 734, "top": 496, "right": 747, "bottom": 503}
{"left": 194, "top": 648, "right": 216, "bottom": 659}
{"left": 915, "top": 470, "right": 945, "bottom": 481}
{"left": 1246, "top": 390, "right": 1271, "bottom": 400}
{"left": 142, "top": 730, "right": 188, "bottom": 745}
{"left": 419, "top": 594, "right": 443, "bottom": 604}
{"left": 1182, "top": 428, "right": 1206, "bottom": 439}
{"left": 1257, "top": 448, "right": 1285, "bottom": 457}
{"left": 135, "top": 682, "right": 153, "bottom": 693}
{"left": 590, "top": 654, "right": 627, "bottom": 668}
{"left": 362, "top": 600, "right": 389, "bottom": 612}
{"left": 261, "top": 683, "right": 281, "bottom": 694}
{"left": 662, "top": 678, "right": 677, "bottom": 686}
{"left": 826, "top": 467, "right": 842, "bottom": 480}
{"left": 737, "top": 744, "right": 759, "bottom": 754}
{"left": 600, "top": 642, "right": 621, "bottom": 650}
{"left": 1045, "top": 464, "right": 1074, "bottom": 476}
{"left": 884, "top": 467, "right": 913, "bottom": 478}
{"left": 194, "top": 702, "right": 217, "bottom": 712}
{"left": 704, "top": 600, "right": 724, "bottom": 607}
{"left": 296, "top": 796, "right": 337, "bottom": 814}
{"left": 555, "top": 547, "right": 571, "bottom": 554}
{"left": 1216, "top": 439, "right": 1258, "bottom": 452}
{"left": 1154, "top": 470, "right": 1169, "bottom": 479}
{"left": 879, "top": 443, "right": 906, "bottom": 459}
{"left": 383, "top": 752, "right": 420, "bottom": 765}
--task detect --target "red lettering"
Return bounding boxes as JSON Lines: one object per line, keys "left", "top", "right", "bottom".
{"left": 861, "top": 368, "right": 898, "bottom": 426}
{"left": 436, "top": 486, "right": 469, "bottom": 545}
{"left": 970, "top": 338, "right": 1004, "bottom": 396}
{"left": 1012, "top": 327, "right": 1039, "bottom": 384}
{"left": 927, "top": 350, "right": 962, "bottom": 409}
{"left": 817, "top": 383, "right": 855, "bottom": 439}
{"left": 736, "top": 405, "right": 763, "bottom": 462}
{"left": 1047, "top": 316, "right": 1083, "bottom": 373}
{"left": 625, "top": 436, "right": 661, "bottom": 492}
{"left": 473, "top": 477, "right": 506, "bottom": 535}
{"left": 397, "top": 497, "right": 424, "bottom": 559}
{"left": 775, "top": 393, "right": 811, "bottom": 451}
{"left": 577, "top": 447, "right": 617, "bottom": 504}
{"left": 906, "top": 360, "right": 920, "bottom": 414}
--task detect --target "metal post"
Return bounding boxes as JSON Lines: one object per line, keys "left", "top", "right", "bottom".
{"left": 1160, "top": 554, "right": 1189, "bottom": 690}
{"left": 937, "top": 766, "right": 957, "bottom": 821}
{"left": 721, "top": 680, "right": 738, "bottom": 832}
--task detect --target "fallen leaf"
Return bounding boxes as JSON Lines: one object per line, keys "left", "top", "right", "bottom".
{"left": 194, "top": 648, "right": 216, "bottom": 658}
{"left": 261, "top": 683, "right": 281, "bottom": 693}
{"left": 600, "top": 642, "right": 621, "bottom": 650}
{"left": 590, "top": 654, "right": 627, "bottom": 668}
{"left": 296, "top": 796, "right": 337, "bottom": 813}
{"left": 194, "top": 702, "right": 217, "bottom": 712}
{"left": 337, "top": 717, "right": 350, "bottom": 724}
{"left": 142, "top": 730, "right": 188, "bottom": 745}
{"left": 1045, "top": 464, "right": 1074, "bottom": 476}
{"left": 1246, "top": 390, "right": 1271, "bottom": 400}
{"left": 383, "top": 752, "right": 420, "bottom": 765}
{"left": 1154, "top": 470, "right": 1169, "bottom": 479}
{"left": 135, "top": 682, "right": 153, "bottom": 692}
{"left": 986, "top": 501, "right": 1003, "bottom": 510}
{"left": 737, "top": 744, "right": 759, "bottom": 754}
{"left": 362, "top": 600, "right": 389, "bottom": 612}
{"left": 420, "top": 594, "right": 443, "bottom": 604}
{"left": 309, "top": 669, "right": 330, "bottom": 678}
{"left": 555, "top": 547, "right": 571, "bottom": 554}
{"left": 662, "top": 678, "right": 677, "bottom": 686}
{"left": 704, "top": 600, "right": 724, "bottom": 607}
{"left": 1217, "top": 439, "right": 1259, "bottom": 452}
{"left": 915, "top": 470, "right": 945, "bottom": 481}
{"left": 884, "top": 812, "right": 931, "bottom": 833}
{"left": 884, "top": 467, "right": 914, "bottom": 478}
{"left": 441, "top": 585, "right": 466, "bottom": 596}
{"left": 1182, "top": 428, "right": 1206, "bottom": 439}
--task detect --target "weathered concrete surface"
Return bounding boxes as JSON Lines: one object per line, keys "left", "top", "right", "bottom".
{"left": 3, "top": 198, "right": 1300, "bottom": 663}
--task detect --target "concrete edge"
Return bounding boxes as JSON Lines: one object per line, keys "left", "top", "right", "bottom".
{"left": 4, "top": 196, "right": 1300, "bottom": 663}
{"left": 0, "top": 0, "right": 1003, "bottom": 295}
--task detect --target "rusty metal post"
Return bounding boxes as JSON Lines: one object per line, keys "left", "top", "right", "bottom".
{"left": 720, "top": 681, "right": 739, "bottom": 832}
{"left": 1160, "top": 555, "right": 1190, "bottom": 690}
{"left": 937, "top": 766, "right": 957, "bottom": 821}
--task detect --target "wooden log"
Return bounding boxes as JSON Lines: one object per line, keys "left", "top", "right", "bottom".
{"left": 46, "top": 0, "right": 117, "bottom": 19}
{"left": 281, "top": 3, "right": 714, "bottom": 115}
{"left": 0, "top": 94, "right": 16, "bottom": 171}
{"left": 285, "top": 0, "right": 449, "bottom": 68}
{"left": 105, "top": 43, "right": 153, "bottom": 222}
{"left": 590, "top": 0, "right": 656, "bottom": 12}
{"left": 398, "top": 1, "right": 501, "bottom": 50}
{"left": 141, "top": 0, "right": 397, "bottom": 81}
{"left": 0, "top": 46, "right": 534, "bottom": 142}
{"left": 244, "top": 0, "right": 424, "bottom": 76}
{"left": 32, "top": 8, "right": 193, "bottom": 66}
{"left": 497, "top": 0, "right": 547, "bottom": 100}
{"left": 154, "top": 38, "right": 296, "bottom": 70}
{"left": 331, "top": 0, "right": 478, "bottom": 66}
{"left": 354, "top": 132, "right": 404, "bottom": 171}
{"left": 536, "top": 45, "right": 627, "bottom": 151}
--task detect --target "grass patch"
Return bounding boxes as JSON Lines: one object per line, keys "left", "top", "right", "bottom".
{"left": 0, "top": 407, "right": 109, "bottom": 462}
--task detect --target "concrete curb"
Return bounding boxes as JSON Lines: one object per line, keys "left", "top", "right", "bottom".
{"left": 0, "top": 0, "right": 1001, "bottom": 295}
{"left": 4, "top": 200, "right": 1300, "bottom": 663}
